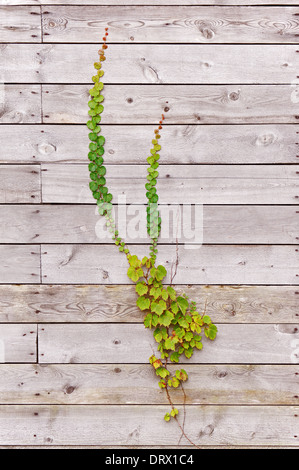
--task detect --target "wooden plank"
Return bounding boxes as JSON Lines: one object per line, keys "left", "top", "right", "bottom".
{"left": 38, "top": 323, "right": 299, "bottom": 364}
{"left": 11, "top": 1, "right": 299, "bottom": 5}
{"left": 42, "top": 84, "right": 299, "bottom": 124}
{"left": 0, "top": 245, "right": 40, "bottom": 283}
{"left": 0, "top": 124, "right": 297, "bottom": 164}
{"left": 0, "top": 325, "right": 36, "bottom": 363}
{"left": 0, "top": 205, "right": 298, "bottom": 245}
{"left": 41, "top": 6, "right": 299, "bottom": 44}
{"left": 41, "top": 244, "right": 298, "bottom": 285}
{"left": 0, "top": 364, "right": 298, "bottom": 405}
{"left": 0, "top": 6, "right": 41, "bottom": 42}
{"left": 0, "top": 404, "right": 298, "bottom": 446}
{"left": 0, "top": 85, "right": 41, "bottom": 123}
{"left": 0, "top": 166, "right": 40, "bottom": 203}
{"left": 1, "top": 44, "right": 298, "bottom": 84}
{"left": 0, "top": 285, "right": 297, "bottom": 323}
{"left": 41, "top": 164, "right": 299, "bottom": 205}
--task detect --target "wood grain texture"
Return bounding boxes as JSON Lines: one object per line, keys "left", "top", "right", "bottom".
{"left": 0, "top": 364, "right": 298, "bottom": 405}
{"left": 0, "top": 204, "right": 298, "bottom": 245}
{"left": 0, "top": 325, "right": 36, "bottom": 363}
{"left": 10, "top": 1, "right": 299, "bottom": 5}
{"left": 1, "top": 124, "right": 297, "bottom": 164}
{"left": 41, "top": 164, "right": 299, "bottom": 205}
{"left": 42, "top": 84, "right": 299, "bottom": 124}
{"left": 0, "top": 245, "right": 40, "bottom": 283}
{"left": 0, "top": 166, "right": 40, "bottom": 203}
{"left": 1, "top": 284, "right": 298, "bottom": 324}
{"left": 38, "top": 323, "right": 299, "bottom": 364}
{"left": 0, "top": 85, "right": 41, "bottom": 123}
{"left": 41, "top": 244, "right": 298, "bottom": 285}
{"left": 0, "top": 0, "right": 298, "bottom": 450}
{"left": 0, "top": 284, "right": 297, "bottom": 323}
{"left": 1, "top": 44, "right": 298, "bottom": 84}
{"left": 41, "top": 6, "right": 299, "bottom": 44}
{"left": 0, "top": 404, "right": 298, "bottom": 446}
{"left": 0, "top": 6, "right": 41, "bottom": 42}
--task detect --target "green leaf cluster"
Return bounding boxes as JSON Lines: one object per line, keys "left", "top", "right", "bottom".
{"left": 146, "top": 128, "right": 162, "bottom": 243}
{"left": 87, "top": 30, "right": 218, "bottom": 427}
{"left": 87, "top": 33, "right": 130, "bottom": 257}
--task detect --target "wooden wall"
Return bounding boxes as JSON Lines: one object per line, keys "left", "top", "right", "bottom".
{"left": 0, "top": 0, "right": 298, "bottom": 448}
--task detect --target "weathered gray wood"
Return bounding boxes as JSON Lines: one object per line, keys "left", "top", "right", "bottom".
{"left": 42, "top": 85, "right": 299, "bottom": 124}
{"left": 41, "top": 164, "right": 299, "bottom": 205}
{"left": 1, "top": 124, "right": 297, "bottom": 164}
{"left": 11, "top": 1, "right": 299, "bottom": 5}
{"left": 1, "top": 44, "right": 298, "bottom": 84}
{"left": 0, "top": 446, "right": 295, "bottom": 449}
{"left": 41, "top": 244, "right": 298, "bottom": 285}
{"left": 0, "top": 364, "right": 298, "bottom": 405}
{"left": 0, "top": 204, "right": 298, "bottom": 245}
{"left": 0, "top": 6, "right": 41, "bottom": 42}
{"left": 0, "top": 325, "right": 36, "bottom": 363}
{"left": 0, "top": 404, "right": 298, "bottom": 446}
{"left": 0, "top": 284, "right": 297, "bottom": 323}
{"left": 0, "top": 166, "right": 40, "bottom": 203}
{"left": 38, "top": 323, "right": 299, "bottom": 364}
{"left": 0, "top": 245, "right": 40, "bottom": 283}
{"left": 0, "top": 85, "right": 41, "bottom": 123}
{"left": 41, "top": 6, "right": 299, "bottom": 44}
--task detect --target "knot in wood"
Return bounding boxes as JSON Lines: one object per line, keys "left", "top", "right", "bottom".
{"left": 229, "top": 91, "right": 240, "bottom": 101}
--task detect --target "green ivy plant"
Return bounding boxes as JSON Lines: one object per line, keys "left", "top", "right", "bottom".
{"left": 87, "top": 28, "right": 217, "bottom": 446}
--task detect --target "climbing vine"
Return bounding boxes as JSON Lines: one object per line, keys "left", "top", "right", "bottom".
{"left": 87, "top": 28, "right": 217, "bottom": 446}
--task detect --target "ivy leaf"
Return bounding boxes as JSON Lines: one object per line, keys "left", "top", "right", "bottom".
{"left": 167, "top": 286, "right": 176, "bottom": 300}
{"left": 178, "top": 317, "right": 189, "bottom": 329}
{"left": 171, "top": 302, "right": 179, "bottom": 314}
{"left": 87, "top": 120, "right": 95, "bottom": 130}
{"left": 150, "top": 356, "right": 162, "bottom": 369}
{"left": 151, "top": 299, "right": 167, "bottom": 316}
{"left": 95, "top": 104, "right": 104, "bottom": 114}
{"left": 170, "top": 408, "right": 179, "bottom": 417}
{"left": 164, "top": 337, "right": 176, "bottom": 351}
{"left": 127, "top": 266, "right": 140, "bottom": 282}
{"left": 143, "top": 313, "right": 153, "bottom": 328}
{"left": 156, "top": 367, "right": 169, "bottom": 379}
{"left": 89, "top": 181, "right": 98, "bottom": 191}
{"left": 161, "top": 289, "right": 168, "bottom": 301}
{"left": 159, "top": 310, "right": 174, "bottom": 327}
{"left": 128, "top": 255, "right": 141, "bottom": 268}
{"left": 184, "top": 347, "right": 194, "bottom": 359}
{"left": 172, "top": 377, "right": 180, "bottom": 388}
{"left": 89, "top": 142, "right": 97, "bottom": 151}
{"left": 184, "top": 331, "right": 193, "bottom": 342}
{"left": 203, "top": 315, "right": 212, "bottom": 325}
{"left": 164, "top": 413, "right": 170, "bottom": 421}
{"left": 136, "top": 282, "right": 148, "bottom": 296}
{"left": 97, "top": 135, "right": 105, "bottom": 146}
{"left": 88, "top": 100, "right": 97, "bottom": 109}
{"left": 170, "top": 352, "right": 180, "bottom": 363}
{"left": 150, "top": 286, "right": 162, "bottom": 300}
{"left": 155, "top": 265, "right": 167, "bottom": 281}
{"left": 158, "top": 380, "right": 166, "bottom": 389}
{"left": 153, "top": 328, "right": 162, "bottom": 343}
{"left": 205, "top": 324, "right": 218, "bottom": 340}
{"left": 177, "top": 296, "right": 189, "bottom": 314}
{"left": 176, "top": 369, "right": 188, "bottom": 382}
{"left": 94, "top": 95, "right": 104, "bottom": 103}
{"left": 136, "top": 296, "right": 150, "bottom": 311}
